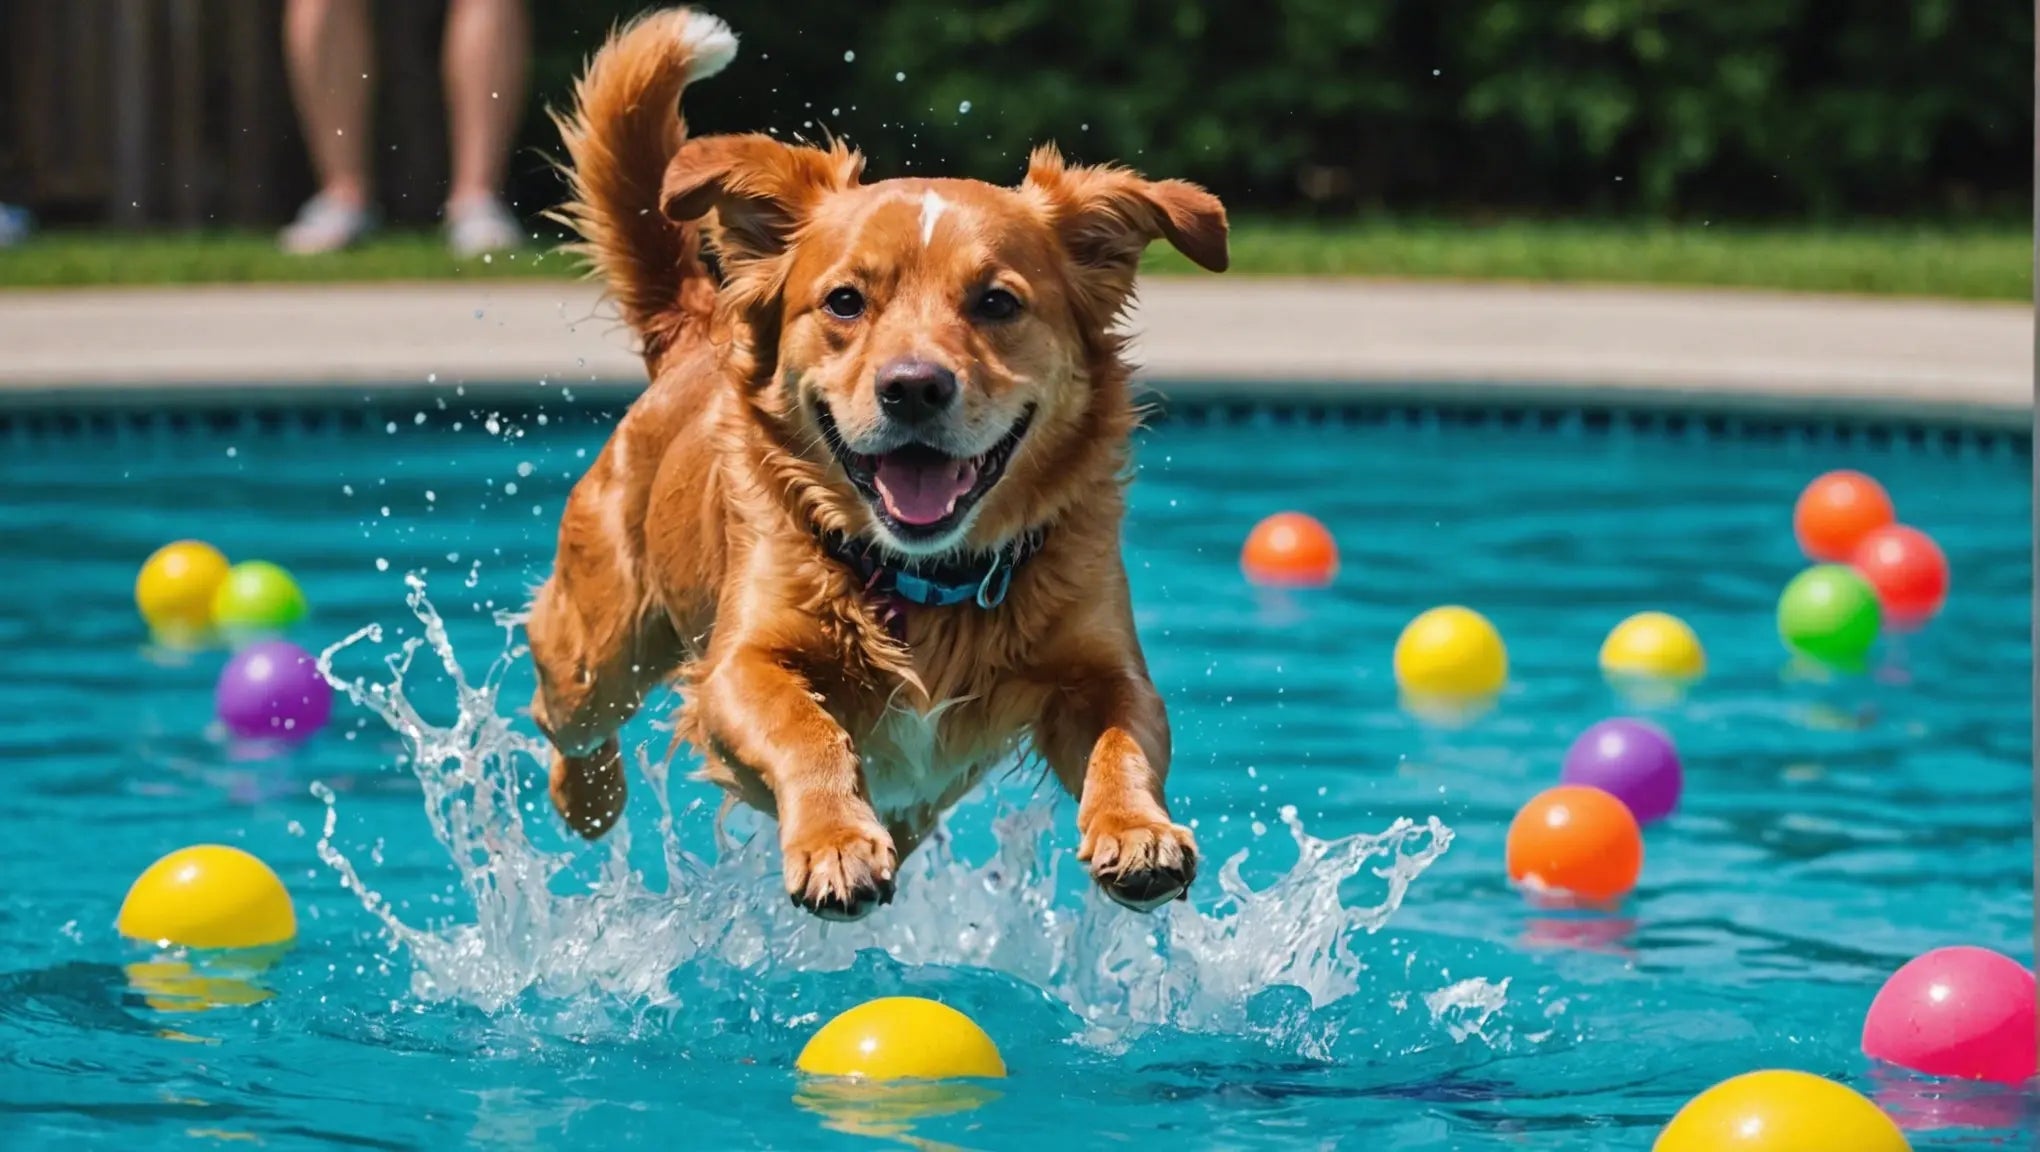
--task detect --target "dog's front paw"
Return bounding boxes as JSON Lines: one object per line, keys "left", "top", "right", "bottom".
{"left": 1079, "top": 811, "right": 1198, "bottom": 912}
{"left": 783, "top": 819, "right": 898, "bottom": 922}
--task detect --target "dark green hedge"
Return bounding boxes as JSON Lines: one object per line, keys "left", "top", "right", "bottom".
{"left": 512, "top": 0, "right": 2032, "bottom": 220}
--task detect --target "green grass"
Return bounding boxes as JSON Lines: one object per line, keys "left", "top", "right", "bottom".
{"left": 1142, "top": 220, "right": 2032, "bottom": 301}
{"left": 0, "top": 221, "right": 2028, "bottom": 300}
{"left": 0, "top": 230, "right": 573, "bottom": 288}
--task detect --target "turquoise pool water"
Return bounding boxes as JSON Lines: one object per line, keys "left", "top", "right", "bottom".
{"left": 0, "top": 398, "right": 2032, "bottom": 1149}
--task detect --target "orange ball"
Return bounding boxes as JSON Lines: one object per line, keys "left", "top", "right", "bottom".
{"left": 1506, "top": 785, "right": 1643, "bottom": 904}
{"left": 1794, "top": 470, "right": 1894, "bottom": 562}
{"left": 1242, "top": 512, "right": 1338, "bottom": 587}
{"left": 1850, "top": 523, "right": 1948, "bottom": 627}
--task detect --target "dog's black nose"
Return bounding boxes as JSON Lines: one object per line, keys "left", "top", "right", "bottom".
{"left": 876, "top": 359, "right": 958, "bottom": 425}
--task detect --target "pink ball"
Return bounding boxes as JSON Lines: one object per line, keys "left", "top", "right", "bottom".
{"left": 1862, "top": 946, "right": 2036, "bottom": 1084}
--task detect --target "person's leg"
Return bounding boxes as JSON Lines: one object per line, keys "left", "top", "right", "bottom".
{"left": 442, "top": 0, "right": 530, "bottom": 254}
{"left": 280, "top": 0, "right": 377, "bottom": 252}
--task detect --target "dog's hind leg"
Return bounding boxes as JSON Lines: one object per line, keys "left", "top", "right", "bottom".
{"left": 526, "top": 461, "right": 686, "bottom": 839}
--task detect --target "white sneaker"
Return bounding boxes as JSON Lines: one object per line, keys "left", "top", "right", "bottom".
{"left": 279, "top": 193, "right": 377, "bottom": 255}
{"left": 446, "top": 195, "right": 524, "bottom": 258}
{"left": 0, "top": 204, "right": 32, "bottom": 248}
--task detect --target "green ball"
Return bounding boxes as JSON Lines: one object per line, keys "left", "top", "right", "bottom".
{"left": 210, "top": 560, "right": 308, "bottom": 634}
{"left": 1778, "top": 564, "right": 1880, "bottom": 668}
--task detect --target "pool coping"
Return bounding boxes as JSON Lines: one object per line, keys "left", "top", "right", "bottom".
{"left": 0, "top": 279, "right": 2031, "bottom": 429}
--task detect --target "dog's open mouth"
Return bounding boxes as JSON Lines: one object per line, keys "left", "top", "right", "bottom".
{"left": 816, "top": 403, "right": 1035, "bottom": 542}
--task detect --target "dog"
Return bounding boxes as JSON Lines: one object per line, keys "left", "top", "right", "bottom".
{"left": 526, "top": 7, "right": 1229, "bottom": 921}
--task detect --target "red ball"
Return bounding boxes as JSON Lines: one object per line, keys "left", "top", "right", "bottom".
{"left": 1794, "top": 470, "right": 1894, "bottom": 562}
{"left": 1850, "top": 524, "right": 1949, "bottom": 627}
{"left": 1241, "top": 512, "right": 1338, "bottom": 587}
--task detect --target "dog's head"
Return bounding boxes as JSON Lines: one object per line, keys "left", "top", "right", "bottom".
{"left": 662, "top": 136, "right": 1227, "bottom": 558}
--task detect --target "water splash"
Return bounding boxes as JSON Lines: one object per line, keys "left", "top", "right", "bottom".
{"left": 314, "top": 577, "right": 1458, "bottom": 1047}
{"left": 1424, "top": 976, "right": 1513, "bottom": 1043}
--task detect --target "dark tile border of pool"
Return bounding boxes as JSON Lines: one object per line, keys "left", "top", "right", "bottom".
{"left": 0, "top": 382, "right": 2028, "bottom": 459}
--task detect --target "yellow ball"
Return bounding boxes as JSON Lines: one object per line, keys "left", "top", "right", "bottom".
{"left": 1393, "top": 606, "right": 1508, "bottom": 699}
{"left": 1656, "top": 1070, "right": 1910, "bottom": 1152}
{"left": 117, "top": 845, "right": 296, "bottom": 950}
{"left": 797, "top": 997, "right": 1006, "bottom": 1081}
{"left": 135, "top": 541, "right": 230, "bottom": 640}
{"left": 1601, "top": 611, "right": 1706, "bottom": 681}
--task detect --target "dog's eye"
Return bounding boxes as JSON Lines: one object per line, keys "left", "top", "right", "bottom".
{"left": 822, "top": 287, "right": 865, "bottom": 320}
{"left": 971, "top": 288, "right": 1022, "bottom": 322}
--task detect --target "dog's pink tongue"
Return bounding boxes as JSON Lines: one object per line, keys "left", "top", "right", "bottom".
{"left": 874, "top": 454, "right": 979, "bottom": 525}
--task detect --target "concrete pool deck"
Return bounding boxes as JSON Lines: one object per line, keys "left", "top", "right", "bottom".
{"left": 0, "top": 279, "right": 2031, "bottom": 427}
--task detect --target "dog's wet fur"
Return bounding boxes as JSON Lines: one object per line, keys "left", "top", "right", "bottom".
{"left": 528, "top": 8, "right": 1229, "bottom": 920}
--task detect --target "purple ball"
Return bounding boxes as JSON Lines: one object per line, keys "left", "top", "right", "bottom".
{"left": 1560, "top": 718, "right": 1681, "bottom": 824}
{"left": 215, "top": 639, "right": 333, "bottom": 743}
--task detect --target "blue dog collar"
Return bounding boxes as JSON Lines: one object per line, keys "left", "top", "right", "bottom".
{"left": 824, "top": 529, "right": 1045, "bottom": 611}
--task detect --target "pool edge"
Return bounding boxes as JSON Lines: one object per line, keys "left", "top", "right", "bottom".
{"left": 0, "top": 280, "right": 2029, "bottom": 430}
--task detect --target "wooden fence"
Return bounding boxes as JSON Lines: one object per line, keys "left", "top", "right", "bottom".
{"left": 1, "top": 0, "right": 455, "bottom": 227}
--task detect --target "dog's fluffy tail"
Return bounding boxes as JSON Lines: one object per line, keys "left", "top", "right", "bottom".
{"left": 550, "top": 8, "right": 738, "bottom": 361}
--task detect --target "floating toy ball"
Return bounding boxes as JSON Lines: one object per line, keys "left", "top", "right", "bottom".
{"left": 1241, "top": 512, "right": 1338, "bottom": 587}
{"left": 117, "top": 845, "right": 296, "bottom": 950}
{"left": 214, "top": 639, "right": 333, "bottom": 743}
{"left": 1560, "top": 718, "right": 1682, "bottom": 825}
{"left": 1862, "top": 945, "right": 2037, "bottom": 1085}
{"left": 1777, "top": 564, "right": 1881, "bottom": 668}
{"left": 1794, "top": 470, "right": 1895, "bottom": 562}
{"left": 1849, "top": 524, "right": 1949, "bottom": 628}
{"left": 797, "top": 997, "right": 1006, "bottom": 1081}
{"left": 211, "top": 560, "right": 308, "bottom": 636}
{"left": 1655, "top": 1069, "right": 1910, "bottom": 1152}
{"left": 1394, "top": 606, "right": 1507, "bottom": 700}
{"left": 135, "top": 540, "right": 230, "bottom": 639}
{"left": 1506, "top": 785, "right": 1642, "bottom": 904}
{"left": 1599, "top": 611, "right": 1705, "bottom": 682}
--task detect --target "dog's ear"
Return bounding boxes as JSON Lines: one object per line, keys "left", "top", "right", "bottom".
{"left": 661, "top": 133, "right": 862, "bottom": 264}
{"left": 1023, "top": 145, "right": 1229, "bottom": 299}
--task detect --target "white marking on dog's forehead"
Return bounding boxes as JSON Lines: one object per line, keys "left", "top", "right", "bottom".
{"left": 919, "top": 189, "right": 950, "bottom": 247}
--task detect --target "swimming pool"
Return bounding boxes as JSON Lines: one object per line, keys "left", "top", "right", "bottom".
{"left": 0, "top": 394, "right": 2031, "bottom": 1149}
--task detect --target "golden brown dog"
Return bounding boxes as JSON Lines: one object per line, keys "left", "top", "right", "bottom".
{"left": 527, "top": 7, "right": 1229, "bottom": 921}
